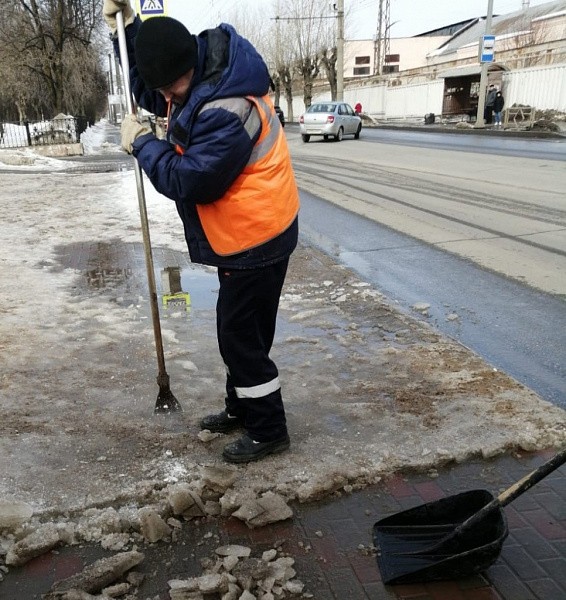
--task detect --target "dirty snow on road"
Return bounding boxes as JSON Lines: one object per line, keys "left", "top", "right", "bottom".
{"left": 0, "top": 121, "right": 565, "bottom": 581}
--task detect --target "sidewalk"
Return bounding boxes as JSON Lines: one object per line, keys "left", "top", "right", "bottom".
{"left": 3, "top": 448, "right": 565, "bottom": 599}
{"left": 0, "top": 122, "right": 564, "bottom": 600}
{"left": 366, "top": 120, "right": 566, "bottom": 140}
{"left": 0, "top": 218, "right": 563, "bottom": 600}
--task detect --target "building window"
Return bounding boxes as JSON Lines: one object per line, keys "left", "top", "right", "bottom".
{"left": 384, "top": 54, "right": 400, "bottom": 63}
{"left": 353, "top": 67, "right": 370, "bottom": 76}
{"left": 382, "top": 65, "right": 399, "bottom": 74}
{"left": 355, "top": 56, "right": 370, "bottom": 65}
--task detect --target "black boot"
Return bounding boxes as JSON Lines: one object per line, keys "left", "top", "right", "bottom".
{"left": 200, "top": 410, "right": 244, "bottom": 433}
{"left": 222, "top": 433, "right": 290, "bottom": 463}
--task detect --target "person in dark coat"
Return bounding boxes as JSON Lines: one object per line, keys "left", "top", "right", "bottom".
{"left": 103, "top": 0, "right": 300, "bottom": 463}
{"left": 493, "top": 91, "right": 505, "bottom": 127}
{"left": 484, "top": 84, "right": 497, "bottom": 124}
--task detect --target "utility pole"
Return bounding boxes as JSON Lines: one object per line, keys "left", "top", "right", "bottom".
{"left": 374, "top": 0, "right": 391, "bottom": 76}
{"left": 108, "top": 53, "right": 115, "bottom": 123}
{"left": 475, "top": 0, "right": 495, "bottom": 128}
{"left": 336, "top": 0, "right": 344, "bottom": 101}
{"left": 276, "top": 0, "right": 281, "bottom": 75}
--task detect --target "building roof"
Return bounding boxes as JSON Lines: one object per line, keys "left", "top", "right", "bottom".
{"left": 432, "top": 0, "right": 566, "bottom": 58}
{"left": 415, "top": 19, "right": 477, "bottom": 38}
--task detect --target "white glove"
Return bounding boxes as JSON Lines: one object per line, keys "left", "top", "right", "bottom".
{"left": 121, "top": 114, "right": 153, "bottom": 154}
{"left": 103, "top": 0, "right": 135, "bottom": 34}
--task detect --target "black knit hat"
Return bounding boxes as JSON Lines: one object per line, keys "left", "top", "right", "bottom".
{"left": 134, "top": 17, "right": 198, "bottom": 90}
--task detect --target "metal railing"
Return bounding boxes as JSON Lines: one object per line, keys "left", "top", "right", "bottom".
{"left": 0, "top": 116, "right": 88, "bottom": 149}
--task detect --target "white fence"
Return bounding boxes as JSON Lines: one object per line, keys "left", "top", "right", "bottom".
{"left": 286, "top": 62, "right": 566, "bottom": 121}
{"left": 503, "top": 63, "right": 566, "bottom": 111}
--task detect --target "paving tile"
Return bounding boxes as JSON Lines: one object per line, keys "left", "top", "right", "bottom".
{"left": 413, "top": 480, "right": 446, "bottom": 503}
{"left": 324, "top": 565, "right": 370, "bottom": 598}
{"left": 3, "top": 441, "right": 566, "bottom": 600}
{"left": 425, "top": 580, "right": 468, "bottom": 599}
{"left": 398, "top": 495, "right": 428, "bottom": 510}
{"left": 509, "top": 528, "right": 560, "bottom": 560}
{"left": 385, "top": 475, "right": 416, "bottom": 499}
{"left": 328, "top": 517, "right": 364, "bottom": 550}
{"left": 503, "top": 506, "right": 529, "bottom": 529}
{"left": 538, "top": 557, "right": 566, "bottom": 589}
{"left": 521, "top": 507, "right": 566, "bottom": 540}
{"left": 534, "top": 489, "right": 566, "bottom": 521}
{"left": 500, "top": 546, "right": 547, "bottom": 579}
{"left": 348, "top": 552, "right": 381, "bottom": 584}
{"left": 525, "top": 577, "right": 566, "bottom": 600}
{"left": 552, "top": 539, "right": 566, "bottom": 556}
{"left": 362, "top": 582, "right": 399, "bottom": 599}
{"left": 390, "top": 582, "right": 431, "bottom": 598}
{"left": 309, "top": 533, "right": 350, "bottom": 568}
{"left": 487, "top": 563, "right": 539, "bottom": 600}
{"left": 462, "top": 587, "right": 503, "bottom": 599}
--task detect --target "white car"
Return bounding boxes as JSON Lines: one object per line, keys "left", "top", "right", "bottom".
{"left": 299, "top": 101, "right": 362, "bottom": 142}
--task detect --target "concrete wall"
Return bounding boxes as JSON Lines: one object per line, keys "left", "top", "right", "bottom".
{"left": 287, "top": 63, "right": 566, "bottom": 120}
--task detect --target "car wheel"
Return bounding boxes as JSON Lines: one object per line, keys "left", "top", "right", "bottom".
{"left": 335, "top": 127, "right": 343, "bottom": 142}
{"left": 302, "top": 134, "right": 310, "bottom": 143}
{"left": 354, "top": 124, "right": 362, "bottom": 139}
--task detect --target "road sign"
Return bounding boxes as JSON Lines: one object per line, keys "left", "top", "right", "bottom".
{"left": 480, "top": 35, "right": 495, "bottom": 63}
{"left": 136, "top": 0, "right": 167, "bottom": 20}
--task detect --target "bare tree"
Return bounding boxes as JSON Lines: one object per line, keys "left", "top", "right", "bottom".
{"left": 495, "top": 10, "right": 552, "bottom": 68}
{"left": 280, "top": 0, "right": 332, "bottom": 109}
{"left": 318, "top": 45, "right": 337, "bottom": 100}
{"left": 0, "top": 0, "right": 107, "bottom": 120}
{"left": 230, "top": 2, "right": 297, "bottom": 121}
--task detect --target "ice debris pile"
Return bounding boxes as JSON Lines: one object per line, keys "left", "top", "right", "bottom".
{"left": 0, "top": 465, "right": 300, "bottom": 597}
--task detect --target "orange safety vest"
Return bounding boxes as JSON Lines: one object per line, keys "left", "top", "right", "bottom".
{"left": 194, "top": 95, "right": 299, "bottom": 256}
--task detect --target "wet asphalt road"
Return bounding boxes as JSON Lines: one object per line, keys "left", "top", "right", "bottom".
{"left": 358, "top": 126, "right": 566, "bottom": 161}
{"left": 289, "top": 125, "right": 566, "bottom": 408}
{"left": 299, "top": 189, "right": 565, "bottom": 407}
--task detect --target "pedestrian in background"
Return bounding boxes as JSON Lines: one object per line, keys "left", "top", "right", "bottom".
{"left": 102, "top": 1, "right": 300, "bottom": 463}
{"left": 493, "top": 91, "right": 505, "bottom": 127}
{"left": 355, "top": 101, "right": 362, "bottom": 114}
{"left": 484, "top": 84, "right": 497, "bottom": 124}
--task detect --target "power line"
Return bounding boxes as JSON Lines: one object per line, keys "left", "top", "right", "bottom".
{"left": 270, "top": 15, "right": 338, "bottom": 21}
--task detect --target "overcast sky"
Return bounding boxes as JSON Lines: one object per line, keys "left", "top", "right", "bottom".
{"left": 162, "top": 0, "right": 554, "bottom": 39}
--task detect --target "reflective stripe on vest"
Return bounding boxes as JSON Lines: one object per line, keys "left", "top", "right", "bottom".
{"left": 195, "top": 95, "right": 300, "bottom": 256}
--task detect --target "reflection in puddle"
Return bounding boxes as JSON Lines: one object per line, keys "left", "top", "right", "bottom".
{"left": 161, "top": 267, "right": 191, "bottom": 312}
{"left": 179, "top": 267, "right": 218, "bottom": 310}
{"left": 85, "top": 267, "right": 133, "bottom": 289}
{"left": 154, "top": 266, "right": 219, "bottom": 312}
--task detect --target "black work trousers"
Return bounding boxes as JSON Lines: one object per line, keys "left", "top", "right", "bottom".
{"left": 216, "top": 258, "right": 289, "bottom": 442}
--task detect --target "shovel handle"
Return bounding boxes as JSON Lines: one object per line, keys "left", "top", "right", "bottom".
{"left": 421, "top": 446, "right": 566, "bottom": 554}
{"left": 115, "top": 10, "right": 169, "bottom": 379}
{"left": 497, "top": 446, "right": 566, "bottom": 507}
{"left": 457, "top": 446, "right": 566, "bottom": 537}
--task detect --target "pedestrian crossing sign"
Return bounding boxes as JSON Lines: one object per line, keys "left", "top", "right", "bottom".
{"left": 136, "top": 0, "right": 167, "bottom": 20}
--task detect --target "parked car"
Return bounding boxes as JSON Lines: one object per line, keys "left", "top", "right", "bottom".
{"left": 274, "top": 105, "right": 285, "bottom": 127}
{"left": 299, "top": 101, "right": 362, "bottom": 142}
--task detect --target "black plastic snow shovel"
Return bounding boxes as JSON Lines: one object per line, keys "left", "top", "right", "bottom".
{"left": 115, "top": 11, "right": 181, "bottom": 414}
{"left": 374, "top": 446, "right": 566, "bottom": 585}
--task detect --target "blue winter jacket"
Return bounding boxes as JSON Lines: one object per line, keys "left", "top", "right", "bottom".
{"left": 116, "top": 18, "right": 298, "bottom": 268}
